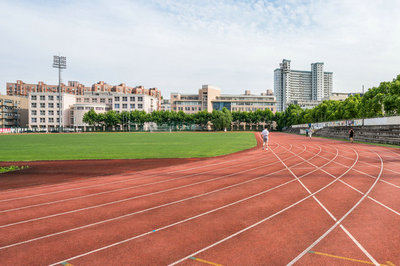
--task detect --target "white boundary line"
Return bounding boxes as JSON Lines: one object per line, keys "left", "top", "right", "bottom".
{"left": 0, "top": 144, "right": 305, "bottom": 227}
{"left": 47, "top": 143, "right": 339, "bottom": 266}
{"left": 0, "top": 144, "right": 325, "bottom": 250}
{"left": 0, "top": 144, "right": 283, "bottom": 203}
{"left": 0, "top": 136, "right": 282, "bottom": 196}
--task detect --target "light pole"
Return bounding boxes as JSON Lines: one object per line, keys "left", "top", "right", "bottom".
{"left": 53, "top": 55, "right": 67, "bottom": 132}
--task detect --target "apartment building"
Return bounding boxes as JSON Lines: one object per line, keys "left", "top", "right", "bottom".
{"left": 274, "top": 59, "right": 333, "bottom": 111}
{"left": 7, "top": 80, "right": 90, "bottom": 96}
{"left": 7, "top": 80, "right": 162, "bottom": 108}
{"left": 0, "top": 95, "right": 29, "bottom": 128}
{"left": 28, "top": 92, "right": 159, "bottom": 130}
{"left": 171, "top": 86, "right": 276, "bottom": 113}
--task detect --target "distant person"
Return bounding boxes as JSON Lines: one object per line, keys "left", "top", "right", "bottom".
{"left": 261, "top": 127, "right": 269, "bottom": 150}
{"left": 308, "top": 128, "right": 313, "bottom": 139}
{"left": 349, "top": 128, "right": 354, "bottom": 143}
{"left": 305, "top": 128, "right": 309, "bottom": 137}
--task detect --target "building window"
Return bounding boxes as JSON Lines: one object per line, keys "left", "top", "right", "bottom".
{"left": 130, "top": 104, "right": 135, "bottom": 109}
{"left": 48, "top": 103, "right": 54, "bottom": 108}
{"left": 57, "top": 111, "right": 61, "bottom": 115}
{"left": 40, "top": 118, "right": 45, "bottom": 123}
{"left": 31, "top": 95, "right": 37, "bottom": 100}
{"left": 114, "top": 104, "right": 120, "bottom": 109}
{"left": 130, "top": 97, "right": 135, "bottom": 101}
{"left": 76, "top": 98, "right": 81, "bottom": 102}
{"left": 57, "top": 118, "right": 60, "bottom": 122}
{"left": 122, "top": 104, "right": 127, "bottom": 109}
{"left": 40, "top": 95, "right": 45, "bottom": 101}
{"left": 108, "top": 99, "right": 113, "bottom": 103}
{"left": 138, "top": 97, "right": 143, "bottom": 102}
{"left": 77, "top": 107, "right": 84, "bottom": 110}
{"left": 100, "top": 98, "right": 105, "bottom": 103}
{"left": 138, "top": 104, "right": 143, "bottom": 109}
{"left": 31, "top": 118, "right": 37, "bottom": 123}
{"left": 31, "top": 103, "right": 37, "bottom": 108}
{"left": 48, "top": 95, "right": 54, "bottom": 101}
{"left": 48, "top": 110, "right": 54, "bottom": 115}
{"left": 84, "top": 98, "right": 90, "bottom": 103}
{"left": 95, "top": 107, "right": 103, "bottom": 111}
{"left": 122, "top": 97, "right": 128, "bottom": 102}
{"left": 40, "top": 103, "right": 45, "bottom": 108}
{"left": 31, "top": 110, "right": 37, "bottom": 115}
{"left": 114, "top": 96, "right": 120, "bottom": 101}
{"left": 40, "top": 110, "right": 45, "bottom": 115}
{"left": 92, "top": 98, "right": 97, "bottom": 103}
{"left": 49, "top": 118, "right": 54, "bottom": 122}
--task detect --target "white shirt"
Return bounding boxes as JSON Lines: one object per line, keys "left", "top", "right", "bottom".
{"left": 261, "top": 129, "right": 269, "bottom": 137}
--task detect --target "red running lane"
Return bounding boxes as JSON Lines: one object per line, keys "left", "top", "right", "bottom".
{"left": 0, "top": 132, "right": 399, "bottom": 265}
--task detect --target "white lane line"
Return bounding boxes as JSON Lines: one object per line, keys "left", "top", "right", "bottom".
{"left": 287, "top": 150, "right": 383, "bottom": 266}
{"left": 168, "top": 144, "right": 358, "bottom": 266}
{"left": 47, "top": 143, "right": 336, "bottom": 266}
{"left": 0, "top": 146, "right": 289, "bottom": 213}
{"left": 0, "top": 145, "right": 281, "bottom": 203}
{"left": 0, "top": 145, "right": 304, "bottom": 228}
{"left": 368, "top": 197, "right": 400, "bottom": 216}
{"left": 270, "top": 145, "right": 339, "bottom": 221}
{"left": 282, "top": 145, "right": 380, "bottom": 265}
{"left": 305, "top": 145, "right": 400, "bottom": 191}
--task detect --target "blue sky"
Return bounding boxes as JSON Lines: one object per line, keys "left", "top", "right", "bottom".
{"left": 1, "top": 0, "right": 399, "bottom": 97}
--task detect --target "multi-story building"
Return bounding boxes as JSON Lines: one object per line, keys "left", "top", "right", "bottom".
{"left": 171, "top": 85, "right": 220, "bottom": 113}
{"left": 29, "top": 93, "right": 76, "bottom": 131}
{"left": 160, "top": 99, "right": 171, "bottom": 111}
{"left": 0, "top": 95, "right": 29, "bottom": 128}
{"left": 171, "top": 86, "right": 276, "bottom": 113}
{"left": 212, "top": 90, "right": 276, "bottom": 112}
{"left": 7, "top": 80, "right": 90, "bottom": 96}
{"left": 7, "top": 80, "right": 162, "bottom": 108}
{"left": 28, "top": 92, "right": 159, "bottom": 130}
{"left": 274, "top": 59, "right": 333, "bottom": 111}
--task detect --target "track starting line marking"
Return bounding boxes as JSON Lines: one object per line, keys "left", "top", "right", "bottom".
{"left": 189, "top": 256, "right": 223, "bottom": 266}
{"left": 61, "top": 262, "right": 73, "bottom": 266}
{"left": 308, "top": 250, "right": 395, "bottom": 266}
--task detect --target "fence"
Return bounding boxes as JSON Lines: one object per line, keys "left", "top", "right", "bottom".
{"left": 292, "top": 115, "right": 400, "bottom": 129}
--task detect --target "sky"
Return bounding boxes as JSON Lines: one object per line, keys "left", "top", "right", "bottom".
{"left": 0, "top": 0, "right": 399, "bottom": 98}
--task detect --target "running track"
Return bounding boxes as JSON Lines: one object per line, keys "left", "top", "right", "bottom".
{"left": 0, "top": 132, "right": 399, "bottom": 265}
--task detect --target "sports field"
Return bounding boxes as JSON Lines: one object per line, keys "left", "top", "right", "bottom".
{"left": 0, "top": 132, "right": 256, "bottom": 161}
{"left": 0, "top": 132, "right": 399, "bottom": 265}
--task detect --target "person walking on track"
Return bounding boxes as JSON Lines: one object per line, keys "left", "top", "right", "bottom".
{"left": 349, "top": 128, "right": 354, "bottom": 143}
{"left": 261, "top": 126, "right": 269, "bottom": 150}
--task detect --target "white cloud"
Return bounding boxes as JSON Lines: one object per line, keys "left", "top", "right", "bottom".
{"left": 0, "top": 0, "right": 399, "bottom": 98}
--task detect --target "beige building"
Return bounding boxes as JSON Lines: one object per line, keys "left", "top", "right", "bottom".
{"left": 171, "top": 85, "right": 220, "bottom": 113}
{"left": 0, "top": 95, "right": 29, "bottom": 128}
{"left": 171, "top": 85, "right": 276, "bottom": 113}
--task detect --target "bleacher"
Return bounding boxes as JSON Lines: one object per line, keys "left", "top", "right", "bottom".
{"left": 313, "top": 125, "right": 400, "bottom": 145}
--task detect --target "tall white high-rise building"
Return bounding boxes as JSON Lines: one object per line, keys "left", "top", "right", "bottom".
{"left": 274, "top": 59, "right": 332, "bottom": 111}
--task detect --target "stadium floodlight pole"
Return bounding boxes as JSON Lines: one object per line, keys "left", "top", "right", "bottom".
{"left": 53, "top": 55, "right": 67, "bottom": 133}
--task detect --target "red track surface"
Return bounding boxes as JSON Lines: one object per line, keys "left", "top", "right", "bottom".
{"left": 0, "top": 132, "right": 399, "bottom": 266}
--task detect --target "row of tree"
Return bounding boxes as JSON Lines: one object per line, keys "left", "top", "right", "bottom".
{"left": 83, "top": 75, "right": 400, "bottom": 131}
{"left": 275, "top": 75, "right": 400, "bottom": 129}
{"left": 83, "top": 108, "right": 275, "bottom": 131}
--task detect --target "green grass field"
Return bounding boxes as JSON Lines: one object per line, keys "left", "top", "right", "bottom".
{"left": 0, "top": 132, "right": 257, "bottom": 161}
